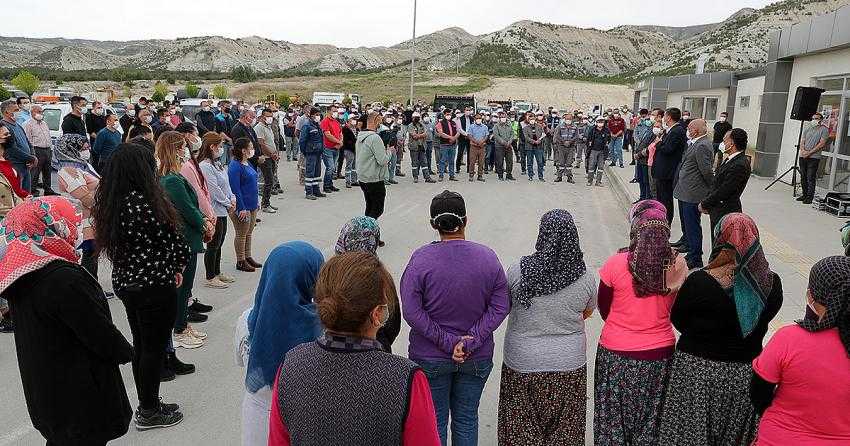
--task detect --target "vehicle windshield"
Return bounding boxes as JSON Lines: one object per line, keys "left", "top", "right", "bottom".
{"left": 42, "top": 108, "right": 62, "bottom": 132}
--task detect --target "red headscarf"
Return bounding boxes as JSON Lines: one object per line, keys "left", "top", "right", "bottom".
{"left": 0, "top": 196, "right": 82, "bottom": 294}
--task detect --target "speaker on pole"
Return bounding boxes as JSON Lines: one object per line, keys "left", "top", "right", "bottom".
{"left": 790, "top": 86, "right": 824, "bottom": 121}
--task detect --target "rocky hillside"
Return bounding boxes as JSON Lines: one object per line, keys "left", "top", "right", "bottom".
{"left": 1, "top": 0, "right": 847, "bottom": 78}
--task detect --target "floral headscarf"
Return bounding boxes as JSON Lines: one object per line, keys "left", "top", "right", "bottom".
{"left": 798, "top": 256, "right": 850, "bottom": 357}
{"left": 621, "top": 199, "right": 667, "bottom": 253}
{"left": 334, "top": 216, "right": 381, "bottom": 255}
{"left": 707, "top": 213, "right": 774, "bottom": 337}
{"left": 628, "top": 207, "right": 679, "bottom": 297}
{"left": 0, "top": 196, "right": 83, "bottom": 294}
{"left": 515, "top": 209, "right": 586, "bottom": 308}
{"left": 54, "top": 133, "right": 90, "bottom": 165}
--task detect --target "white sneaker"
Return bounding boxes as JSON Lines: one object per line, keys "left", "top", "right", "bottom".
{"left": 217, "top": 273, "right": 236, "bottom": 284}
{"left": 173, "top": 331, "right": 203, "bottom": 349}
{"left": 186, "top": 325, "right": 207, "bottom": 340}
{"left": 204, "top": 277, "right": 228, "bottom": 289}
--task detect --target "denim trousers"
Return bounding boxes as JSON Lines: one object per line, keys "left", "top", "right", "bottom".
{"left": 425, "top": 141, "right": 434, "bottom": 172}
{"left": 416, "top": 359, "right": 493, "bottom": 446}
{"left": 439, "top": 145, "right": 457, "bottom": 178}
{"left": 609, "top": 136, "right": 624, "bottom": 166}
{"left": 525, "top": 148, "right": 545, "bottom": 179}
{"left": 636, "top": 163, "right": 650, "bottom": 200}
{"left": 678, "top": 200, "right": 704, "bottom": 267}
{"left": 386, "top": 151, "right": 397, "bottom": 182}
{"left": 12, "top": 163, "right": 31, "bottom": 193}
{"left": 321, "top": 148, "right": 338, "bottom": 188}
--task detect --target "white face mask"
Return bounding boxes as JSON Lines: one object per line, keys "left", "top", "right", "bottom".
{"left": 202, "top": 106, "right": 211, "bottom": 112}
{"left": 500, "top": 117, "right": 507, "bottom": 123}
{"left": 190, "top": 137, "right": 202, "bottom": 152}
{"left": 563, "top": 120, "right": 572, "bottom": 125}
{"left": 264, "top": 117, "right": 273, "bottom": 125}
{"left": 529, "top": 120, "right": 536, "bottom": 125}
{"left": 719, "top": 116, "right": 726, "bottom": 122}
{"left": 126, "top": 109, "right": 135, "bottom": 117}
{"left": 313, "top": 115, "right": 321, "bottom": 123}
{"left": 331, "top": 112, "right": 338, "bottom": 119}
{"left": 211, "top": 145, "right": 221, "bottom": 157}
{"left": 475, "top": 119, "right": 482, "bottom": 125}
{"left": 33, "top": 113, "right": 44, "bottom": 121}
{"left": 652, "top": 127, "right": 663, "bottom": 136}
{"left": 79, "top": 149, "right": 91, "bottom": 161}
{"left": 21, "top": 104, "right": 32, "bottom": 112}
{"left": 180, "top": 146, "right": 191, "bottom": 162}
{"left": 92, "top": 108, "right": 103, "bottom": 116}
{"left": 143, "top": 115, "right": 153, "bottom": 124}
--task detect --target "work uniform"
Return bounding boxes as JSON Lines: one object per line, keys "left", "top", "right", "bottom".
{"left": 586, "top": 125, "right": 610, "bottom": 186}
{"left": 553, "top": 123, "right": 579, "bottom": 183}
{"left": 492, "top": 121, "right": 515, "bottom": 180}
{"left": 544, "top": 114, "right": 560, "bottom": 161}
{"left": 407, "top": 121, "right": 432, "bottom": 182}
{"left": 574, "top": 122, "right": 589, "bottom": 169}
{"left": 523, "top": 124, "right": 546, "bottom": 180}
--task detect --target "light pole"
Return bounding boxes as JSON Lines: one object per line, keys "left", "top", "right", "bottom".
{"left": 409, "top": 0, "right": 417, "bottom": 106}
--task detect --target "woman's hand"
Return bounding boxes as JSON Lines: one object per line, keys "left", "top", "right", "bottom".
{"left": 238, "top": 210, "right": 249, "bottom": 221}
{"left": 452, "top": 336, "right": 474, "bottom": 363}
{"left": 175, "top": 272, "right": 183, "bottom": 288}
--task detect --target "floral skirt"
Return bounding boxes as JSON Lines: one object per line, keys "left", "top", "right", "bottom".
{"left": 658, "top": 351, "right": 759, "bottom": 446}
{"left": 593, "top": 346, "right": 672, "bottom": 446}
{"left": 497, "top": 364, "right": 587, "bottom": 446}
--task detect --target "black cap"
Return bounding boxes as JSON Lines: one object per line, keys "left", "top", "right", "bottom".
{"left": 430, "top": 190, "right": 466, "bottom": 233}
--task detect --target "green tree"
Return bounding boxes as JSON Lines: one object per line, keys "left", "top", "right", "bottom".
{"left": 11, "top": 70, "right": 40, "bottom": 97}
{"left": 342, "top": 94, "right": 352, "bottom": 107}
{"left": 278, "top": 93, "right": 291, "bottom": 109}
{"left": 110, "top": 67, "right": 131, "bottom": 82}
{"left": 230, "top": 65, "right": 257, "bottom": 83}
{"left": 0, "top": 85, "right": 11, "bottom": 101}
{"left": 212, "top": 84, "right": 228, "bottom": 99}
{"left": 165, "top": 76, "right": 176, "bottom": 85}
{"left": 151, "top": 81, "right": 169, "bottom": 102}
{"left": 185, "top": 82, "right": 200, "bottom": 98}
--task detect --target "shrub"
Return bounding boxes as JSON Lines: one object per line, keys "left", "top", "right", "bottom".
{"left": 166, "top": 76, "right": 176, "bottom": 85}
{"left": 185, "top": 82, "right": 200, "bottom": 98}
{"left": 151, "top": 81, "right": 169, "bottom": 102}
{"left": 0, "top": 86, "right": 10, "bottom": 101}
{"left": 212, "top": 84, "right": 228, "bottom": 99}
{"left": 230, "top": 65, "right": 258, "bottom": 83}
{"left": 11, "top": 70, "right": 40, "bottom": 96}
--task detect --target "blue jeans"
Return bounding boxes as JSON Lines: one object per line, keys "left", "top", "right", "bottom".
{"left": 678, "top": 200, "right": 704, "bottom": 267}
{"left": 303, "top": 152, "right": 322, "bottom": 196}
{"left": 438, "top": 144, "right": 456, "bottom": 178}
{"left": 425, "top": 141, "right": 434, "bottom": 172}
{"left": 386, "top": 151, "right": 397, "bottom": 182}
{"left": 609, "top": 136, "right": 624, "bottom": 166}
{"left": 12, "top": 163, "right": 31, "bottom": 193}
{"left": 636, "top": 164, "right": 650, "bottom": 200}
{"left": 322, "top": 148, "right": 338, "bottom": 188}
{"left": 525, "top": 148, "right": 544, "bottom": 179}
{"left": 485, "top": 142, "right": 494, "bottom": 170}
{"left": 417, "top": 359, "right": 493, "bottom": 446}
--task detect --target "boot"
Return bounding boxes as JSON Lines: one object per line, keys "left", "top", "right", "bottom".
{"left": 587, "top": 174, "right": 593, "bottom": 186}
{"left": 469, "top": 174, "right": 474, "bottom": 182}
{"left": 166, "top": 352, "right": 196, "bottom": 375}
{"left": 554, "top": 168, "right": 563, "bottom": 182}
{"left": 477, "top": 175, "right": 485, "bottom": 182}
{"left": 595, "top": 172, "right": 603, "bottom": 187}
{"left": 566, "top": 169, "right": 575, "bottom": 184}
{"left": 246, "top": 257, "right": 263, "bottom": 268}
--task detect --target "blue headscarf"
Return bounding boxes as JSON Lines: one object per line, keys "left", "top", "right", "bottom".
{"left": 245, "top": 241, "right": 324, "bottom": 393}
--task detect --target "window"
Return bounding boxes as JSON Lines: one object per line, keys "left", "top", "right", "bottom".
{"left": 42, "top": 109, "right": 62, "bottom": 132}
{"left": 816, "top": 77, "right": 845, "bottom": 92}
{"left": 706, "top": 98, "right": 719, "bottom": 120}
{"left": 739, "top": 96, "right": 750, "bottom": 109}
{"left": 681, "top": 96, "right": 720, "bottom": 120}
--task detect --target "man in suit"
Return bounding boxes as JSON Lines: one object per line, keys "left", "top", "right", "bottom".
{"left": 674, "top": 119, "right": 715, "bottom": 269}
{"left": 652, "top": 107, "right": 687, "bottom": 224}
{"left": 700, "top": 128, "right": 752, "bottom": 240}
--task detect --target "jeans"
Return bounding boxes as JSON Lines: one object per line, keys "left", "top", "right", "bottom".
{"left": 303, "top": 152, "right": 322, "bottom": 196}
{"left": 359, "top": 181, "right": 386, "bottom": 219}
{"left": 609, "top": 136, "right": 624, "bottom": 166}
{"left": 678, "top": 200, "right": 704, "bottom": 267}
{"left": 636, "top": 164, "right": 650, "bottom": 200}
{"left": 417, "top": 359, "right": 493, "bottom": 446}
{"left": 12, "top": 163, "right": 31, "bottom": 193}
{"left": 525, "top": 147, "right": 544, "bottom": 179}
{"left": 118, "top": 284, "right": 178, "bottom": 411}
{"left": 343, "top": 150, "right": 357, "bottom": 185}
{"left": 259, "top": 160, "right": 274, "bottom": 207}
{"left": 799, "top": 157, "right": 819, "bottom": 200}
{"left": 31, "top": 147, "right": 53, "bottom": 192}
{"left": 439, "top": 144, "right": 457, "bottom": 178}
{"left": 322, "top": 148, "right": 338, "bottom": 189}
{"left": 386, "top": 151, "right": 397, "bottom": 182}
{"left": 204, "top": 216, "right": 228, "bottom": 279}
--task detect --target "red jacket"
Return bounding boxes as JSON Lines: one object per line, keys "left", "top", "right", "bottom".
{"left": 0, "top": 159, "right": 28, "bottom": 198}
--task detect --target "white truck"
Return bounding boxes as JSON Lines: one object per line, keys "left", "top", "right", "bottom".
{"left": 311, "top": 92, "right": 361, "bottom": 111}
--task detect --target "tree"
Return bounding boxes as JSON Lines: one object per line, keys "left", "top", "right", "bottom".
{"left": 110, "top": 67, "right": 131, "bottom": 82}
{"left": 212, "top": 84, "right": 228, "bottom": 99}
{"left": 11, "top": 70, "right": 40, "bottom": 97}
{"left": 278, "top": 93, "right": 291, "bottom": 110}
{"left": 151, "top": 81, "right": 169, "bottom": 103}
{"left": 0, "top": 86, "right": 11, "bottom": 101}
{"left": 342, "top": 94, "right": 352, "bottom": 107}
{"left": 230, "top": 65, "right": 257, "bottom": 83}
{"left": 185, "top": 82, "right": 200, "bottom": 98}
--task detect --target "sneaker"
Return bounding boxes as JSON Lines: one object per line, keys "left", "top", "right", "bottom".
{"left": 217, "top": 273, "right": 236, "bottom": 284}
{"left": 204, "top": 278, "right": 228, "bottom": 289}
{"left": 159, "top": 365, "right": 176, "bottom": 382}
{"left": 305, "top": 195, "right": 317, "bottom": 200}
{"left": 135, "top": 407, "right": 184, "bottom": 431}
{"left": 158, "top": 399, "right": 180, "bottom": 414}
{"left": 165, "top": 353, "right": 195, "bottom": 376}
{"left": 388, "top": 179, "right": 398, "bottom": 184}
{"left": 187, "top": 311, "right": 208, "bottom": 323}
{"left": 186, "top": 325, "right": 207, "bottom": 340}
{"left": 529, "top": 177, "right": 534, "bottom": 181}
{"left": 173, "top": 331, "right": 203, "bottom": 349}
{"left": 262, "top": 206, "right": 277, "bottom": 214}
{"left": 105, "top": 291, "right": 116, "bottom": 299}
{"left": 796, "top": 195, "right": 806, "bottom": 202}
{"left": 329, "top": 185, "right": 341, "bottom": 192}
{"left": 268, "top": 204, "right": 279, "bottom": 211}
{"left": 189, "top": 299, "right": 213, "bottom": 313}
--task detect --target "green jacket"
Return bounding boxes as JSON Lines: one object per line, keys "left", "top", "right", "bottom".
{"left": 355, "top": 130, "right": 390, "bottom": 183}
{"left": 160, "top": 172, "right": 205, "bottom": 253}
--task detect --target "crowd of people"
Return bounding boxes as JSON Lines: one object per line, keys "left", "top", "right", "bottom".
{"left": 0, "top": 89, "right": 849, "bottom": 446}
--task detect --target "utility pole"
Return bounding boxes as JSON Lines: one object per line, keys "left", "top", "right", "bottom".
{"left": 409, "top": 0, "right": 417, "bottom": 106}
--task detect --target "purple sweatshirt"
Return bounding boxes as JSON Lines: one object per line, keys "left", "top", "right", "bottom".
{"left": 401, "top": 239, "right": 510, "bottom": 362}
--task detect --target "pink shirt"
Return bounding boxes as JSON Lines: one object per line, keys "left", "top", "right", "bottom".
{"left": 180, "top": 162, "right": 214, "bottom": 220}
{"left": 647, "top": 140, "right": 658, "bottom": 166}
{"left": 598, "top": 252, "right": 678, "bottom": 351}
{"left": 752, "top": 325, "right": 850, "bottom": 446}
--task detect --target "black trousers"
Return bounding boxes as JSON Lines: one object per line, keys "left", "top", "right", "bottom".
{"left": 258, "top": 160, "right": 275, "bottom": 207}
{"left": 456, "top": 137, "right": 469, "bottom": 172}
{"left": 799, "top": 157, "right": 819, "bottom": 200}
{"left": 655, "top": 178, "right": 675, "bottom": 224}
{"left": 31, "top": 147, "right": 53, "bottom": 192}
{"left": 118, "top": 284, "right": 178, "bottom": 411}
{"left": 495, "top": 144, "right": 513, "bottom": 177}
{"left": 204, "top": 216, "right": 228, "bottom": 280}
{"left": 81, "top": 247, "right": 99, "bottom": 279}
{"left": 360, "top": 181, "right": 386, "bottom": 220}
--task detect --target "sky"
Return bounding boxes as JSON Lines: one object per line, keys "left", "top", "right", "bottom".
{"left": 5, "top": 0, "right": 777, "bottom": 47}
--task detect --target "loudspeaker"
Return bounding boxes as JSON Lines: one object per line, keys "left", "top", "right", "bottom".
{"left": 790, "top": 86, "right": 825, "bottom": 121}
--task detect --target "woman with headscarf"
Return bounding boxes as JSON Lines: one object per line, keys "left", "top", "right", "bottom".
{"left": 238, "top": 241, "right": 324, "bottom": 446}
{"left": 497, "top": 209, "right": 598, "bottom": 446}
{"left": 0, "top": 123, "right": 27, "bottom": 333}
{"left": 0, "top": 196, "right": 134, "bottom": 445}
{"left": 334, "top": 216, "right": 401, "bottom": 352}
{"left": 749, "top": 256, "right": 850, "bottom": 445}
{"left": 659, "top": 213, "right": 783, "bottom": 445}
{"left": 594, "top": 202, "right": 687, "bottom": 446}
{"left": 54, "top": 134, "right": 101, "bottom": 278}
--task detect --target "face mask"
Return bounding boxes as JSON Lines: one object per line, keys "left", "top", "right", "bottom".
{"left": 313, "top": 115, "right": 321, "bottom": 123}
{"left": 475, "top": 119, "right": 482, "bottom": 125}
{"left": 143, "top": 115, "right": 153, "bottom": 124}
{"left": 376, "top": 304, "right": 390, "bottom": 327}
{"left": 93, "top": 108, "right": 103, "bottom": 116}
{"left": 563, "top": 120, "right": 572, "bottom": 125}
{"left": 719, "top": 116, "right": 726, "bottom": 122}
{"left": 264, "top": 117, "right": 273, "bottom": 125}
{"left": 613, "top": 114, "right": 620, "bottom": 118}
{"left": 79, "top": 149, "right": 91, "bottom": 161}
{"left": 805, "top": 301, "right": 822, "bottom": 322}
{"left": 465, "top": 111, "right": 472, "bottom": 116}
{"left": 652, "top": 127, "right": 663, "bottom": 136}
{"left": 683, "top": 115, "right": 690, "bottom": 120}
{"left": 126, "top": 109, "right": 135, "bottom": 117}
{"left": 529, "top": 120, "right": 536, "bottom": 125}
{"left": 686, "top": 130, "right": 693, "bottom": 140}
{"left": 500, "top": 117, "right": 507, "bottom": 123}
{"left": 33, "top": 113, "right": 43, "bottom": 121}
{"left": 597, "top": 123, "right": 604, "bottom": 129}
{"left": 723, "top": 142, "right": 735, "bottom": 154}
{"left": 190, "top": 137, "right": 202, "bottom": 153}
{"left": 444, "top": 115, "right": 451, "bottom": 120}
{"left": 331, "top": 112, "right": 338, "bottom": 119}
{"left": 180, "top": 146, "right": 191, "bottom": 162}
{"left": 21, "top": 104, "right": 32, "bottom": 112}
{"left": 202, "top": 106, "right": 211, "bottom": 112}
{"left": 175, "top": 107, "right": 182, "bottom": 113}
{"left": 211, "top": 145, "right": 222, "bottom": 157}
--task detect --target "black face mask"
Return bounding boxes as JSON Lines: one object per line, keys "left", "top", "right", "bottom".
{"left": 413, "top": 118, "right": 420, "bottom": 123}
{"left": 223, "top": 107, "right": 231, "bottom": 113}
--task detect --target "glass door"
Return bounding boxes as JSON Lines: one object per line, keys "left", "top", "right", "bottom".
{"left": 815, "top": 92, "right": 845, "bottom": 192}
{"left": 831, "top": 96, "right": 850, "bottom": 193}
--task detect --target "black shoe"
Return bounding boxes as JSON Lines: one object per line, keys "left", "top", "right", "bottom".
{"left": 396, "top": 172, "right": 406, "bottom": 177}
{"left": 160, "top": 363, "right": 176, "bottom": 382}
{"left": 507, "top": 176, "right": 516, "bottom": 181}
{"left": 166, "top": 352, "right": 195, "bottom": 375}
{"left": 329, "top": 186, "right": 340, "bottom": 192}
{"left": 796, "top": 195, "right": 806, "bottom": 202}
{"left": 802, "top": 199, "right": 813, "bottom": 205}
{"left": 377, "top": 240, "right": 386, "bottom": 247}
{"left": 630, "top": 160, "right": 636, "bottom": 166}
{"left": 0, "top": 316, "right": 13, "bottom": 333}
{"left": 629, "top": 178, "right": 638, "bottom": 183}
{"left": 388, "top": 179, "right": 399, "bottom": 184}
{"left": 315, "top": 192, "right": 327, "bottom": 198}
{"left": 555, "top": 177, "right": 563, "bottom": 183}
{"left": 158, "top": 399, "right": 179, "bottom": 414}
{"left": 187, "top": 311, "right": 208, "bottom": 323}
{"left": 189, "top": 299, "right": 212, "bottom": 313}
{"left": 449, "top": 177, "right": 458, "bottom": 182}
{"left": 323, "top": 188, "right": 335, "bottom": 193}
{"left": 135, "top": 407, "right": 184, "bottom": 431}
{"left": 609, "top": 163, "right": 616, "bottom": 167}
{"left": 425, "top": 178, "right": 436, "bottom": 183}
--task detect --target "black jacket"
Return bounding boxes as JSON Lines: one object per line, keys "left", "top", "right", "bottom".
{"left": 195, "top": 110, "right": 218, "bottom": 135}
{"left": 3, "top": 261, "right": 133, "bottom": 445}
{"left": 701, "top": 152, "right": 751, "bottom": 221}
{"left": 587, "top": 125, "right": 610, "bottom": 152}
{"left": 713, "top": 121, "right": 733, "bottom": 145}
{"left": 652, "top": 121, "right": 687, "bottom": 181}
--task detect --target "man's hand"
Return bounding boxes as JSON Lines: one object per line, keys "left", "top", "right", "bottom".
{"left": 698, "top": 203, "right": 708, "bottom": 214}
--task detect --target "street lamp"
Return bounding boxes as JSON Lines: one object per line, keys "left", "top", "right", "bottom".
{"left": 409, "top": 0, "right": 417, "bottom": 106}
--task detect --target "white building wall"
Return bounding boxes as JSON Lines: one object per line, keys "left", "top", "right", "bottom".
{"left": 776, "top": 47, "right": 850, "bottom": 176}
{"left": 666, "top": 88, "right": 729, "bottom": 123}
{"left": 734, "top": 76, "right": 766, "bottom": 149}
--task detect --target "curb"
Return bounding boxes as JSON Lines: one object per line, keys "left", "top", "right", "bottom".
{"left": 605, "top": 164, "right": 637, "bottom": 214}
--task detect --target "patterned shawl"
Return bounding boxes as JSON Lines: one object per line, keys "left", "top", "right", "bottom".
{"left": 0, "top": 196, "right": 82, "bottom": 294}
{"left": 707, "top": 213, "right": 775, "bottom": 337}
{"left": 515, "top": 209, "right": 586, "bottom": 308}
{"left": 798, "top": 256, "right": 850, "bottom": 357}
{"left": 621, "top": 199, "right": 667, "bottom": 253}
{"left": 628, "top": 207, "right": 677, "bottom": 297}
{"left": 334, "top": 216, "right": 381, "bottom": 255}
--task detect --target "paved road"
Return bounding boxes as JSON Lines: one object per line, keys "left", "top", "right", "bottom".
{"left": 0, "top": 160, "right": 628, "bottom": 446}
